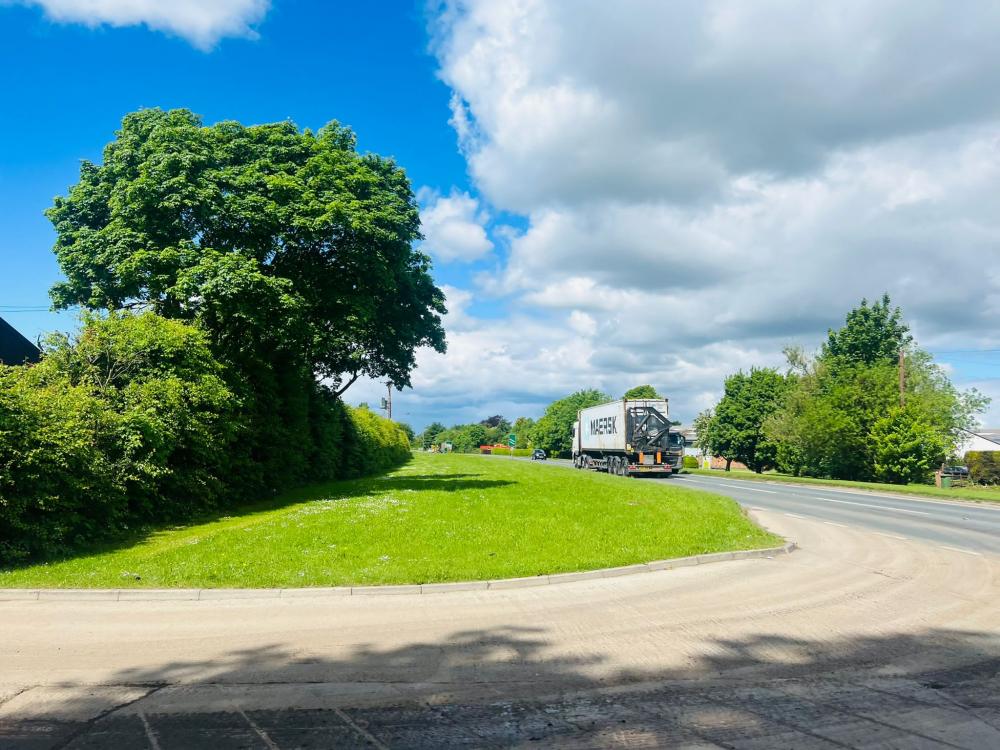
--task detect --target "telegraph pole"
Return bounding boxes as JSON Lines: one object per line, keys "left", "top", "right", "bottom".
{"left": 898, "top": 349, "right": 905, "bottom": 408}
{"left": 386, "top": 382, "right": 393, "bottom": 421}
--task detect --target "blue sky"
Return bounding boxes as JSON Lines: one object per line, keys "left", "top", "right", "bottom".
{"left": 2, "top": 1, "right": 999, "bottom": 431}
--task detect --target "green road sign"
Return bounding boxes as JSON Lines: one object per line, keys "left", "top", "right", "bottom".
{"left": 508, "top": 433, "right": 516, "bottom": 447}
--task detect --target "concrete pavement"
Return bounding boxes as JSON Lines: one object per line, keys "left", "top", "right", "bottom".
{"left": 2, "top": 509, "right": 999, "bottom": 748}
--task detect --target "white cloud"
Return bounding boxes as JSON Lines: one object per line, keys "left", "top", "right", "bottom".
{"left": 405, "top": 1, "right": 1000, "bottom": 429}
{"left": 418, "top": 188, "right": 494, "bottom": 263}
{"left": 18, "top": 0, "right": 269, "bottom": 49}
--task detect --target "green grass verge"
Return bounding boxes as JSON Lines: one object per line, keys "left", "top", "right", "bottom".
{"left": 684, "top": 468, "right": 1000, "bottom": 504}
{"left": 1, "top": 453, "right": 780, "bottom": 588}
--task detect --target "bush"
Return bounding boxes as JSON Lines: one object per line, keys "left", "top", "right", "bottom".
{"left": 0, "top": 313, "right": 412, "bottom": 566}
{"left": 966, "top": 451, "right": 1000, "bottom": 485}
{"left": 869, "top": 407, "right": 947, "bottom": 485}
{"left": 683, "top": 455, "right": 699, "bottom": 469}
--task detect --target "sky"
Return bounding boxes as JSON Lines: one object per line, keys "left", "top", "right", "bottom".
{"left": 2, "top": 0, "right": 999, "bottom": 431}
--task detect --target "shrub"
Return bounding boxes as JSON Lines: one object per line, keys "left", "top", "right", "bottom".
{"left": 869, "top": 407, "right": 947, "bottom": 485}
{"left": 0, "top": 313, "right": 412, "bottom": 566}
{"left": 966, "top": 451, "right": 1000, "bottom": 485}
{"left": 682, "top": 455, "right": 699, "bottom": 469}
{"left": 0, "top": 367, "right": 123, "bottom": 562}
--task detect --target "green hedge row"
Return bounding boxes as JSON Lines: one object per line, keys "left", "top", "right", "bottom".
{"left": 0, "top": 313, "right": 410, "bottom": 565}
{"left": 966, "top": 451, "right": 1000, "bottom": 485}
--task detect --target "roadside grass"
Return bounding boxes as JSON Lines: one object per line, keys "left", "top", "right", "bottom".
{"left": 0, "top": 453, "right": 780, "bottom": 588}
{"left": 684, "top": 468, "right": 1000, "bottom": 504}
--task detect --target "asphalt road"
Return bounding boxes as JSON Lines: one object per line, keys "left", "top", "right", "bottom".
{"left": 668, "top": 472, "right": 1000, "bottom": 556}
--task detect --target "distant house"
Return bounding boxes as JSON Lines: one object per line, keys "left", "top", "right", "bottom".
{"left": 0, "top": 316, "right": 41, "bottom": 365}
{"left": 960, "top": 428, "right": 1000, "bottom": 455}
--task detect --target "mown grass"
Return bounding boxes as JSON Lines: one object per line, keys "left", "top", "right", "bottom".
{"left": 0, "top": 453, "right": 780, "bottom": 588}
{"left": 684, "top": 468, "right": 1000, "bottom": 504}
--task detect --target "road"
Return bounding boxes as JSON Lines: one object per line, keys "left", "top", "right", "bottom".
{"left": 2, "top": 468, "right": 999, "bottom": 748}
{"left": 669, "top": 472, "right": 1000, "bottom": 556}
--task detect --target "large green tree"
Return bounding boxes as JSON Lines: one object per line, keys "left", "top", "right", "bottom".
{"left": 46, "top": 108, "right": 446, "bottom": 393}
{"left": 531, "top": 389, "right": 611, "bottom": 456}
{"left": 768, "top": 298, "right": 987, "bottom": 481}
{"left": 698, "top": 369, "right": 789, "bottom": 472}
{"left": 822, "top": 293, "right": 911, "bottom": 366}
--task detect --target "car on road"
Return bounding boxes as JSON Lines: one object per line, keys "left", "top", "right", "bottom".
{"left": 531, "top": 449, "right": 547, "bottom": 461}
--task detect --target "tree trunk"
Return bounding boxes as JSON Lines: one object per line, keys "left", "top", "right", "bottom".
{"left": 725, "top": 458, "right": 732, "bottom": 472}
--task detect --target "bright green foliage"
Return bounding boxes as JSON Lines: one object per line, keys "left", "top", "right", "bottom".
{"left": 682, "top": 455, "right": 699, "bottom": 469}
{"left": 0, "top": 313, "right": 411, "bottom": 566}
{"left": 0, "top": 453, "right": 781, "bottom": 589}
{"left": 822, "top": 293, "right": 912, "bottom": 366}
{"left": 511, "top": 416, "right": 535, "bottom": 448}
{"left": 966, "top": 452, "right": 1000, "bottom": 485}
{"left": 767, "top": 299, "right": 987, "bottom": 481}
{"left": 0, "top": 368, "right": 119, "bottom": 562}
{"left": 531, "top": 389, "right": 611, "bottom": 456}
{"left": 697, "top": 369, "right": 789, "bottom": 473}
{"left": 623, "top": 384, "right": 659, "bottom": 399}
{"left": 435, "top": 423, "right": 489, "bottom": 453}
{"left": 0, "top": 313, "right": 235, "bottom": 562}
{"left": 46, "top": 109, "right": 446, "bottom": 392}
{"left": 419, "top": 421, "right": 446, "bottom": 450}
{"left": 870, "top": 407, "right": 948, "bottom": 484}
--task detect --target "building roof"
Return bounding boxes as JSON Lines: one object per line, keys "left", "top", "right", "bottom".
{"left": 0, "top": 316, "right": 41, "bottom": 365}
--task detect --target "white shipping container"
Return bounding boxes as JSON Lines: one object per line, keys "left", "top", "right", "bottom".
{"left": 577, "top": 399, "right": 670, "bottom": 453}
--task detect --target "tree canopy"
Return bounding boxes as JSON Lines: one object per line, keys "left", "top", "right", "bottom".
{"left": 822, "top": 293, "right": 911, "bottom": 366}
{"left": 46, "top": 108, "right": 446, "bottom": 393}
{"left": 696, "top": 369, "right": 789, "bottom": 473}
{"left": 623, "top": 384, "right": 659, "bottom": 399}
{"left": 531, "top": 389, "right": 611, "bottom": 456}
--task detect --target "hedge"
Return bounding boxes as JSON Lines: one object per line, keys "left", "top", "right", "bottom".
{"left": 966, "top": 451, "right": 1000, "bottom": 485}
{"left": 0, "top": 313, "right": 411, "bottom": 565}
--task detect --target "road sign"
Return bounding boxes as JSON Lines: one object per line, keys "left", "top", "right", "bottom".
{"left": 508, "top": 433, "right": 516, "bottom": 447}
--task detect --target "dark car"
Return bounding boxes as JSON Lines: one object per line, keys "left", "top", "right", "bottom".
{"left": 941, "top": 465, "right": 969, "bottom": 478}
{"left": 531, "top": 449, "right": 547, "bottom": 461}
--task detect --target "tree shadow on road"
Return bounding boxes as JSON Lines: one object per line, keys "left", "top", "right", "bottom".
{"left": 4, "top": 624, "right": 999, "bottom": 749}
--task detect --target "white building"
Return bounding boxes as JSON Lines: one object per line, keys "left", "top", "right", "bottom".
{"left": 958, "top": 429, "right": 1000, "bottom": 456}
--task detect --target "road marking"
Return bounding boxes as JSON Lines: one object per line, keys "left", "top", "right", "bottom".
{"left": 718, "top": 484, "right": 778, "bottom": 494}
{"left": 334, "top": 706, "right": 390, "bottom": 750}
{"left": 938, "top": 545, "right": 983, "bottom": 556}
{"left": 138, "top": 712, "right": 162, "bottom": 750}
{"left": 238, "top": 708, "right": 280, "bottom": 750}
{"left": 785, "top": 513, "right": 807, "bottom": 519}
{"left": 823, "top": 521, "right": 848, "bottom": 527}
{"left": 873, "top": 532, "right": 908, "bottom": 540}
{"left": 812, "top": 497, "right": 930, "bottom": 516}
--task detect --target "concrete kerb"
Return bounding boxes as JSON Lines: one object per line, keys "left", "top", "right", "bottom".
{"left": 0, "top": 543, "right": 796, "bottom": 602}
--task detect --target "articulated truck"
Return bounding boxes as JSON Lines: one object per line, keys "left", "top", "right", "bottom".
{"left": 571, "top": 398, "right": 684, "bottom": 477}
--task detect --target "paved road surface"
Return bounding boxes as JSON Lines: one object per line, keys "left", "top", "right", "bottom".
{"left": 2, "top": 500, "right": 999, "bottom": 749}
{"left": 669, "top": 472, "right": 1000, "bottom": 555}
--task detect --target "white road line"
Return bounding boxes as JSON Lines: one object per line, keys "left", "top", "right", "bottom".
{"left": 938, "top": 546, "right": 983, "bottom": 556}
{"left": 874, "top": 532, "right": 908, "bottom": 540}
{"left": 718, "top": 484, "right": 778, "bottom": 494}
{"left": 823, "top": 521, "right": 848, "bottom": 528}
{"left": 785, "top": 513, "right": 807, "bottom": 519}
{"left": 812, "top": 496, "right": 930, "bottom": 516}
{"left": 138, "top": 712, "right": 162, "bottom": 750}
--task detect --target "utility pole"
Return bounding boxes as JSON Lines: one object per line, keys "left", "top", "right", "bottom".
{"left": 386, "top": 382, "right": 392, "bottom": 421}
{"left": 898, "top": 349, "right": 906, "bottom": 408}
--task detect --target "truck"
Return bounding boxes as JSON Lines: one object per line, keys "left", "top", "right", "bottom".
{"left": 571, "top": 398, "right": 684, "bottom": 477}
